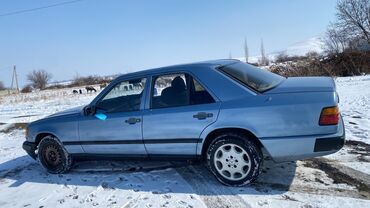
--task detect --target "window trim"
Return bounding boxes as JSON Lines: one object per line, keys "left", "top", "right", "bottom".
{"left": 148, "top": 71, "right": 217, "bottom": 110}
{"left": 94, "top": 77, "right": 148, "bottom": 113}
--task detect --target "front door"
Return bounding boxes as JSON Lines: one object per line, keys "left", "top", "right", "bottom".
{"left": 143, "top": 73, "right": 220, "bottom": 156}
{"left": 78, "top": 78, "right": 147, "bottom": 156}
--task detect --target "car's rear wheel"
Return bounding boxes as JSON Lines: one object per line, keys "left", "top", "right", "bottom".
{"left": 38, "top": 135, "right": 72, "bottom": 174}
{"left": 206, "top": 133, "right": 263, "bottom": 186}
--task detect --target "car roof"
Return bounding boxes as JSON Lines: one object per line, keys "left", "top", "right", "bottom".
{"left": 116, "top": 59, "right": 240, "bottom": 79}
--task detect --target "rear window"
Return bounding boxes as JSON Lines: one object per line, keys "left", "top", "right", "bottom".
{"left": 219, "top": 62, "right": 285, "bottom": 92}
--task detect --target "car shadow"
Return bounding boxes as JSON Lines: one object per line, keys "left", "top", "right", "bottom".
{"left": 0, "top": 155, "right": 297, "bottom": 196}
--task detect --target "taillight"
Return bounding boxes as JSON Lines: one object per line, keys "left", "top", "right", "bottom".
{"left": 319, "top": 106, "right": 339, "bottom": 125}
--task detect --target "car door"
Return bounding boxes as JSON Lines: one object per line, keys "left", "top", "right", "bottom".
{"left": 142, "top": 72, "right": 221, "bottom": 156}
{"left": 78, "top": 78, "right": 147, "bottom": 156}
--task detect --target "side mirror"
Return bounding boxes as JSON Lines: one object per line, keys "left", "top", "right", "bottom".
{"left": 83, "top": 105, "right": 96, "bottom": 116}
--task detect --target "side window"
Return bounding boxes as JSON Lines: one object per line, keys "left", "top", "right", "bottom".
{"left": 96, "top": 78, "right": 146, "bottom": 113}
{"left": 151, "top": 73, "right": 215, "bottom": 109}
{"left": 152, "top": 74, "right": 188, "bottom": 109}
{"left": 189, "top": 78, "right": 215, "bottom": 105}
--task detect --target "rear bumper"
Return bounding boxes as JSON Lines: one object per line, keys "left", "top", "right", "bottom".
{"left": 314, "top": 134, "right": 345, "bottom": 152}
{"left": 22, "top": 141, "right": 37, "bottom": 159}
{"left": 260, "top": 117, "right": 345, "bottom": 162}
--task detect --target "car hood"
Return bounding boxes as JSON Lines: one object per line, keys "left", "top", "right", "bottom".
{"left": 265, "top": 77, "right": 335, "bottom": 94}
{"left": 46, "top": 105, "right": 84, "bottom": 118}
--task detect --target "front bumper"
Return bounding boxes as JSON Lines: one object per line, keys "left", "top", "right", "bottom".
{"left": 22, "top": 141, "right": 37, "bottom": 159}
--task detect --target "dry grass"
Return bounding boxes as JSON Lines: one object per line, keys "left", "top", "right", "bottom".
{"left": 269, "top": 51, "right": 370, "bottom": 77}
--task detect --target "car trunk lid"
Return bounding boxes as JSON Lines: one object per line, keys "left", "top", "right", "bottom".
{"left": 265, "top": 77, "right": 335, "bottom": 94}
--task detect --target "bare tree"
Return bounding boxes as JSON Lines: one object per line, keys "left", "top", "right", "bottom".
{"left": 275, "top": 51, "right": 289, "bottom": 63}
{"left": 306, "top": 51, "right": 320, "bottom": 58}
{"left": 21, "top": 85, "right": 33, "bottom": 93}
{"left": 259, "top": 39, "right": 269, "bottom": 66}
{"left": 27, "top": 69, "right": 52, "bottom": 90}
{"left": 336, "top": 0, "right": 370, "bottom": 44}
{"left": 323, "top": 23, "right": 349, "bottom": 54}
{"left": 244, "top": 37, "right": 249, "bottom": 63}
{"left": 0, "top": 81, "right": 5, "bottom": 90}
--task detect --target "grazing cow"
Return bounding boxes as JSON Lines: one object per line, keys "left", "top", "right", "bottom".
{"left": 79, "top": 89, "right": 82, "bottom": 94}
{"left": 72, "top": 90, "right": 78, "bottom": 94}
{"left": 86, "top": 86, "right": 97, "bottom": 93}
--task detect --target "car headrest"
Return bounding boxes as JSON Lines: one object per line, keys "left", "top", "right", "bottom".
{"left": 171, "top": 76, "right": 186, "bottom": 91}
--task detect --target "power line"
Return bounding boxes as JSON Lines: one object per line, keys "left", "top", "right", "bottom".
{"left": 0, "top": 0, "right": 85, "bottom": 17}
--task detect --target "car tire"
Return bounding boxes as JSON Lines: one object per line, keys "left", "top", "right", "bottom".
{"left": 38, "top": 135, "right": 72, "bottom": 174}
{"left": 206, "top": 133, "right": 263, "bottom": 186}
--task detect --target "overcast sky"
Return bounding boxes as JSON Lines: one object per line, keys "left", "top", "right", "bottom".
{"left": 0, "top": 0, "right": 337, "bottom": 87}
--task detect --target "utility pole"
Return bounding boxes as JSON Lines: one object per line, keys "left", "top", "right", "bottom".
{"left": 14, "top": 65, "right": 19, "bottom": 93}
{"left": 10, "top": 65, "right": 19, "bottom": 93}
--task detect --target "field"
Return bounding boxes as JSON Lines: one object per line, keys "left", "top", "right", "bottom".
{"left": 0, "top": 77, "right": 369, "bottom": 208}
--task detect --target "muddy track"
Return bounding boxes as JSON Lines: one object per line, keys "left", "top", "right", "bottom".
{"left": 345, "top": 140, "right": 370, "bottom": 162}
{"left": 345, "top": 140, "right": 370, "bottom": 158}
{"left": 176, "top": 165, "right": 251, "bottom": 208}
{"left": 12, "top": 114, "right": 40, "bottom": 119}
{"left": 0, "top": 123, "right": 28, "bottom": 133}
{"left": 345, "top": 140, "right": 370, "bottom": 150}
{"left": 254, "top": 181, "right": 368, "bottom": 200}
{"left": 304, "top": 158, "right": 370, "bottom": 199}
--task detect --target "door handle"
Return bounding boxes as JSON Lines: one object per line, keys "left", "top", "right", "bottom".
{"left": 193, "top": 112, "right": 213, "bottom": 120}
{"left": 125, "top": 117, "right": 141, "bottom": 124}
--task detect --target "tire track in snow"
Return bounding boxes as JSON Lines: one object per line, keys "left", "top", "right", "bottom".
{"left": 120, "top": 195, "right": 142, "bottom": 208}
{"left": 304, "top": 158, "right": 370, "bottom": 199}
{"left": 176, "top": 165, "right": 251, "bottom": 208}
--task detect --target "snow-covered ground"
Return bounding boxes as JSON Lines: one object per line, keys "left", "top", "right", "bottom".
{"left": 336, "top": 76, "right": 370, "bottom": 144}
{"left": 325, "top": 76, "right": 370, "bottom": 175}
{"left": 0, "top": 76, "right": 369, "bottom": 208}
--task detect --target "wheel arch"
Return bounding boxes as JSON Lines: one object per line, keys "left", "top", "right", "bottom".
{"left": 35, "top": 132, "right": 58, "bottom": 147}
{"left": 201, "top": 127, "right": 264, "bottom": 158}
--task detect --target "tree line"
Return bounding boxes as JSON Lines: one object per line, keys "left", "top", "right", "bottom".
{"left": 269, "top": 0, "right": 370, "bottom": 77}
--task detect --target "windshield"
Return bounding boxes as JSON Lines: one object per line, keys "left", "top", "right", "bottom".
{"left": 219, "top": 62, "right": 285, "bottom": 92}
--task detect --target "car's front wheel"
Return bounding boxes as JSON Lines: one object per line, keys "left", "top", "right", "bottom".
{"left": 38, "top": 135, "right": 72, "bottom": 174}
{"left": 207, "top": 133, "right": 263, "bottom": 186}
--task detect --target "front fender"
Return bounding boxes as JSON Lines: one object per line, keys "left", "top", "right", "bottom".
{"left": 27, "top": 114, "right": 83, "bottom": 154}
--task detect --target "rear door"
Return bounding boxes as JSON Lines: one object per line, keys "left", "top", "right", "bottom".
{"left": 142, "top": 72, "right": 221, "bottom": 157}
